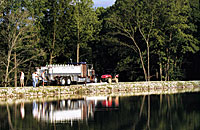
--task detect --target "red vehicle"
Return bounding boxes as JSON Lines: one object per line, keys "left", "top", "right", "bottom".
{"left": 101, "top": 74, "right": 119, "bottom": 83}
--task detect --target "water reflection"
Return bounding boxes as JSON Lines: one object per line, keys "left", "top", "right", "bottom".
{"left": 20, "top": 102, "right": 25, "bottom": 119}
{"left": 0, "top": 92, "right": 200, "bottom": 130}
{"left": 32, "top": 97, "right": 119, "bottom": 123}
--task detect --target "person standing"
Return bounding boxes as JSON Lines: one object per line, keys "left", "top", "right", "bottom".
{"left": 41, "top": 71, "right": 46, "bottom": 87}
{"left": 32, "top": 72, "right": 38, "bottom": 87}
{"left": 35, "top": 72, "right": 39, "bottom": 87}
{"left": 20, "top": 71, "right": 25, "bottom": 87}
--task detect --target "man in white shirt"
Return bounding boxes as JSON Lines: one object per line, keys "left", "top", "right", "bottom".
{"left": 20, "top": 71, "right": 25, "bottom": 87}
{"left": 32, "top": 72, "right": 38, "bottom": 87}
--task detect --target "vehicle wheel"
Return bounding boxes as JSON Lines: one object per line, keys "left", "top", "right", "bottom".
{"left": 66, "top": 78, "right": 71, "bottom": 85}
{"left": 61, "top": 78, "right": 65, "bottom": 86}
{"left": 115, "top": 78, "right": 119, "bottom": 83}
{"left": 108, "top": 78, "right": 112, "bottom": 84}
{"left": 94, "top": 77, "right": 98, "bottom": 83}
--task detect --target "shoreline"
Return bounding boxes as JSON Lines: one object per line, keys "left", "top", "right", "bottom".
{"left": 0, "top": 81, "right": 200, "bottom": 104}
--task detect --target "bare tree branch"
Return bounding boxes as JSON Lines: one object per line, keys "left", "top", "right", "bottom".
{"left": 8, "top": 51, "right": 45, "bottom": 75}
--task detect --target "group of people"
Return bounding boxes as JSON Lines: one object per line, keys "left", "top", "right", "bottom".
{"left": 32, "top": 71, "right": 46, "bottom": 87}
{"left": 19, "top": 71, "right": 46, "bottom": 87}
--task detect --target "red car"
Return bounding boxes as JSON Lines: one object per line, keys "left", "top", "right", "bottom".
{"left": 101, "top": 74, "right": 119, "bottom": 83}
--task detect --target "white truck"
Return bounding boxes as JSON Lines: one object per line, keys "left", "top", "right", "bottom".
{"left": 37, "top": 63, "right": 97, "bottom": 85}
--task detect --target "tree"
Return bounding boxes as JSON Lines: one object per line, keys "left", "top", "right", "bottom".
{"left": 40, "top": 0, "right": 60, "bottom": 65}
{"left": 152, "top": 0, "right": 199, "bottom": 81}
{"left": 69, "top": 0, "right": 99, "bottom": 63}
{"left": 40, "top": 0, "right": 76, "bottom": 65}
{"left": 105, "top": 0, "right": 199, "bottom": 81}
{"left": 0, "top": 8, "right": 44, "bottom": 87}
{"left": 0, "top": 0, "right": 6, "bottom": 13}
{"left": 106, "top": 0, "right": 156, "bottom": 81}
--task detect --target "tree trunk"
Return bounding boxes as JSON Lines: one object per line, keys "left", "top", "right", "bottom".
{"left": 167, "top": 57, "right": 170, "bottom": 81}
{"left": 77, "top": 43, "right": 80, "bottom": 63}
{"left": 49, "top": 51, "right": 53, "bottom": 65}
{"left": 14, "top": 52, "right": 17, "bottom": 87}
{"left": 167, "top": 33, "right": 172, "bottom": 81}
{"left": 138, "top": 15, "right": 153, "bottom": 82}
{"left": 77, "top": 14, "right": 80, "bottom": 63}
{"left": 165, "top": 63, "right": 167, "bottom": 81}
{"left": 156, "top": 69, "right": 159, "bottom": 80}
{"left": 50, "top": 29, "right": 56, "bottom": 65}
{"left": 5, "top": 50, "right": 12, "bottom": 87}
{"left": 26, "top": 62, "right": 32, "bottom": 86}
{"left": 139, "top": 50, "right": 148, "bottom": 81}
{"left": 50, "top": 15, "right": 56, "bottom": 65}
{"left": 165, "top": 51, "right": 170, "bottom": 81}
{"left": 147, "top": 44, "right": 150, "bottom": 81}
{"left": 131, "top": 37, "right": 148, "bottom": 81}
{"left": 160, "top": 62, "right": 163, "bottom": 81}
{"left": 165, "top": 48, "right": 170, "bottom": 81}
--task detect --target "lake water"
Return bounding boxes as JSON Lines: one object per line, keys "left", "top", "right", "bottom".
{"left": 0, "top": 92, "right": 200, "bottom": 130}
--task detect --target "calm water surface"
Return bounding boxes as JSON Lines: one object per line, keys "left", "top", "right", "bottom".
{"left": 0, "top": 92, "right": 200, "bottom": 130}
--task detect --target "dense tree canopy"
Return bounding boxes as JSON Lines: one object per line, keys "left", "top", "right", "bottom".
{"left": 0, "top": 0, "right": 199, "bottom": 86}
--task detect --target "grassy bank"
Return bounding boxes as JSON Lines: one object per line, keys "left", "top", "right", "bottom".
{"left": 0, "top": 81, "right": 200, "bottom": 104}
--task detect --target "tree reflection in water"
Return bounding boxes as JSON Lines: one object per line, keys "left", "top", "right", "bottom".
{"left": 0, "top": 93, "right": 200, "bottom": 130}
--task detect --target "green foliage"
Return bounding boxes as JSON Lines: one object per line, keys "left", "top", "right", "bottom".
{"left": 150, "top": 0, "right": 200, "bottom": 80}
{"left": 0, "top": 0, "right": 199, "bottom": 86}
{"left": 105, "top": 0, "right": 200, "bottom": 81}
{"left": 68, "top": 0, "right": 99, "bottom": 62}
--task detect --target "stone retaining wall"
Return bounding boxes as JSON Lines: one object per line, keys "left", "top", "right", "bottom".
{"left": 0, "top": 81, "right": 200, "bottom": 104}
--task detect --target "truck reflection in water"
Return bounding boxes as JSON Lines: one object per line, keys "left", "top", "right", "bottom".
{"left": 32, "top": 97, "right": 119, "bottom": 123}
